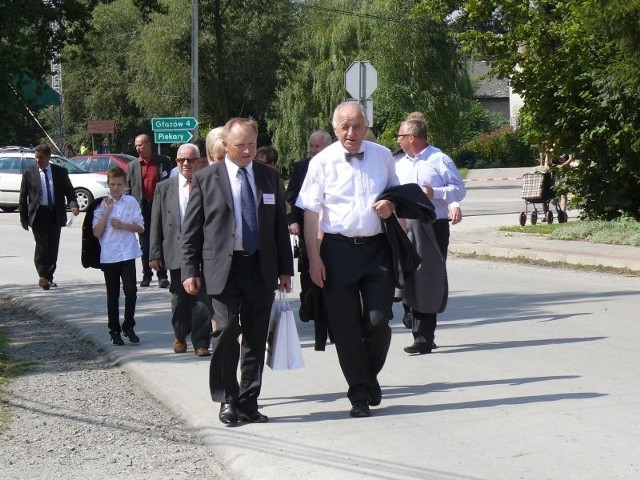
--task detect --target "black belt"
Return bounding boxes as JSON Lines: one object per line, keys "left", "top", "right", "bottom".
{"left": 324, "top": 233, "right": 385, "bottom": 245}
{"left": 233, "top": 250, "right": 257, "bottom": 257}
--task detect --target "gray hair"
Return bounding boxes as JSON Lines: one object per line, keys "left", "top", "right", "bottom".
{"left": 332, "top": 101, "right": 369, "bottom": 128}
{"left": 308, "top": 130, "right": 332, "bottom": 147}
{"left": 177, "top": 142, "right": 200, "bottom": 158}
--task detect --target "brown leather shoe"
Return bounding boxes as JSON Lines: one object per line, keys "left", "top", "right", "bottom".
{"left": 173, "top": 339, "right": 187, "bottom": 353}
{"left": 38, "top": 277, "right": 50, "bottom": 290}
{"left": 194, "top": 347, "right": 211, "bottom": 357}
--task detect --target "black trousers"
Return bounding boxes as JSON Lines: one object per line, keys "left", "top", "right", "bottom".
{"left": 296, "top": 236, "right": 313, "bottom": 320}
{"left": 412, "top": 220, "right": 450, "bottom": 345}
{"left": 321, "top": 234, "right": 394, "bottom": 405}
{"left": 208, "top": 252, "right": 275, "bottom": 410}
{"left": 169, "top": 269, "right": 212, "bottom": 348}
{"left": 140, "top": 200, "right": 167, "bottom": 280}
{"left": 101, "top": 259, "right": 137, "bottom": 333}
{"left": 31, "top": 206, "right": 61, "bottom": 281}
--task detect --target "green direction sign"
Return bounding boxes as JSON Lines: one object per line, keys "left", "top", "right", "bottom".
{"left": 151, "top": 116, "right": 198, "bottom": 131}
{"left": 154, "top": 130, "right": 193, "bottom": 144}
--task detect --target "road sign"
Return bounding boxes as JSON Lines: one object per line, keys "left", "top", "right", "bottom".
{"left": 344, "top": 61, "right": 377, "bottom": 99}
{"left": 151, "top": 117, "right": 198, "bottom": 132}
{"left": 87, "top": 120, "right": 115, "bottom": 134}
{"left": 154, "top": 131, "right": 193, "bottom": 144}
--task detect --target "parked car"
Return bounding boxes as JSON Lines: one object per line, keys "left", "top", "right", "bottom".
{"left": 0, "top": 147, "right": 110, "bottom": 212}
{"left": 69, "top": 153, "right": 137, "bottom": 174}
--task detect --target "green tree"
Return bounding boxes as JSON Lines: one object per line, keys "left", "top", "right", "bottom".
{"left": 0, "top": 0, "right": 90, "bottom": 145}
{"left": 458, "top": 1, "right": 640, "bottom": 220}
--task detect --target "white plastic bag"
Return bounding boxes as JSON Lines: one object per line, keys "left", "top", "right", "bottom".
{"left": 266, "top": 294, "right": 304, "bottom": 370}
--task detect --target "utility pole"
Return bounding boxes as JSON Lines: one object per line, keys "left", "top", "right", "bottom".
{"left": 190, "top": 0, "right": 199, "bottom": 140}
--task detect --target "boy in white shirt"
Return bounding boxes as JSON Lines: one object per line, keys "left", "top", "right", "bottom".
{"left": 93, "top": 167, "right": 145, "bottom": 346}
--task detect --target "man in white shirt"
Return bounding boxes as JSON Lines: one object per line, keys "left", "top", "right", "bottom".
{"left": 93, "top": 167, "right": 145, "bottom": 346}
{"left": 296, "top": 102, "right": 399, "bottom": 418}
{"left": 149, "top": 143, "right": 212, "bottom": 357}
{"left": 395, "top": 118, "right": 466, "bottom": 354}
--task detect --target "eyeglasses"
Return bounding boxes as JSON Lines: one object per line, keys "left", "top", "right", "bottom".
{"left": 397, "top": 133, "right": 411, "bottom": 139}
{"left": 176, "top": 157, "right": 199, "bottom": 164}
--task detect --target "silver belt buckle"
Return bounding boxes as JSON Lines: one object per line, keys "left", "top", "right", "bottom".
{"left": 353, "top": 236, "right": 364, "bottom": 245}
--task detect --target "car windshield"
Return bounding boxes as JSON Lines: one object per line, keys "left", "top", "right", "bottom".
{"left": 50, "top": 155, "right": 90, "bottom": 173}
{"left": 120, "top": 154, "right": 137, "bottom": 163}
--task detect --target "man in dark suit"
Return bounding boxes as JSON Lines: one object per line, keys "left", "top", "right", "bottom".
{"left": 149, "top": 143, "right": 212, "bottom": 357}
{"left": 181, "top": 117, "right": 293, "bottom": 425}
{"left": 127, "top": 134, "right": 172, "bottom": 288}
{"left": 19, "top": 144, "right": 79, "bottom": 289}
{"left": 285, "top": 130, "right": 332, "bottom": 319}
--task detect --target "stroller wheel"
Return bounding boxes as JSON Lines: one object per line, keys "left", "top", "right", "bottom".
{"left": 558, "top": 211, "right": 568, "bottom": 223}
{"left": 531, "top": 211, "right": 538, "bottom": 225}
{"left": 545, "top": 211, "right": 553, "bottom": 224}
{"left": 519, "top": 212, "right": 526, "bottom": 226}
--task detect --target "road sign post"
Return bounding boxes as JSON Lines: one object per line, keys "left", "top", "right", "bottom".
{"left": 344, "top": 61, "right": 377, "bottom": 125}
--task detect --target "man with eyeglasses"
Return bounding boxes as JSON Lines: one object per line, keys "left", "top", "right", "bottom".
{"left": 395, "top": 118, "right": 466, "bottom": 355}
{"left": 127, "top": 134, "right": 172, "bottom": 288}
{"left": 150, "top": 143, "right": 213, "bottom": 356}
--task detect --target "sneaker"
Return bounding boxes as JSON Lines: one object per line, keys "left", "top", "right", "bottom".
{"left": 140, "top": 276, "right": 151, "bottom": 287}
{"left": 158, "top": 278, "right": 170, "bottom": 289}
{"left": 110, "top": 332, "right": 125, "bottom": 346}
{"left": 122, "top": 328, "right": 140, "bottom": 343}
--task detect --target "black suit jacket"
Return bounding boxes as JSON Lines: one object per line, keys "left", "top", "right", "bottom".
{"left": 181, "top": 161, "right": 294, "bottom": 295}
{"left": 19, "top": 163, "right": 77, "bottom": 227}
{"left": 285, "top": 157, "right": 311, "bottom": 228}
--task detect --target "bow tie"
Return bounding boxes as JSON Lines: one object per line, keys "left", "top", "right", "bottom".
{"left": 345, "top": 152, "right": 365, "bottom": 162}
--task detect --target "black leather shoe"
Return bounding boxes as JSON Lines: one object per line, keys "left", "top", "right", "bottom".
{"left": 350, "top": 401, "right": 370, "bottom": 418}
{"left": 158, "top": 278, "right": 170, "bottom": 289}
{"left": 140, "top": 276, "right": 151, "bottom": 287}
{"left": 431, "top": 341, "right": 438, "bottom": 350}
{"left": 404, "top": 342, "right": 432, "bottom": 355}
{"left": 237, "top": 408, "right": 268, "bottom": 423}
{"left": 219, "top": 403, "right": 238, "bottom": 425}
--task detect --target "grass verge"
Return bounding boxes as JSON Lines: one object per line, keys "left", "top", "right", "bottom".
{"left": 498, "top": 217, "right": 640, "bottom": 246}
{"left": 454, "top": 251, "right": 639, "bottom": 276}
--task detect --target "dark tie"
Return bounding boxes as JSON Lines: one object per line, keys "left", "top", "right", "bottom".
{"left": 187, "top": 179, "right": 192, "bottom": 196}
{"left": 43, "top": 168, "right": 54, "bottom": 210}
{"left": 345, "top": 152, "right": 365, "bottom": 162}
{"left": 237, "top": 167, "right": 259, "bottom": 254}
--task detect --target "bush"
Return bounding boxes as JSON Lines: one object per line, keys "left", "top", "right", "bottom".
{"left": 453, "top": 126, "right": 536, "bottom": 169}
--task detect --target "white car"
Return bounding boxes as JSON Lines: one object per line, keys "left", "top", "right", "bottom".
{"left": 0, "top": 147, "right": 110, "bottom": 212}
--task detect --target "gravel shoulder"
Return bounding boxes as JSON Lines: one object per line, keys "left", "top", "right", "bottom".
{"left": 0, "top": 297, "right": 225, "bottom": 479}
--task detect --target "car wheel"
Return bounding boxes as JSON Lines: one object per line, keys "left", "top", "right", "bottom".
{"left": 0, "top": 206, "right": 18, "bottom": 212}
{"left": 75, "top": 188, "right": 93, "bottom": 212}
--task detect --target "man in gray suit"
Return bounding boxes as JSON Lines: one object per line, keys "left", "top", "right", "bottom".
{"left": 19, "top": 144, "right": 79, "bottom": 289}
{"left": 149, "top": 143, "right": 212, "bottom": 357}
{"left": 181, "top": 117, "right": 293, "bottom": 425}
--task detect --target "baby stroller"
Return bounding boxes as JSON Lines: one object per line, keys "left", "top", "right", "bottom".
{"left": 519, "top": 171, "right": 568, "bottom": 225}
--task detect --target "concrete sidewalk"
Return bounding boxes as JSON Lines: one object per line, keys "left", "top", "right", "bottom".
{"left": 2, "top": 212, "right": 639, "bottom": 479}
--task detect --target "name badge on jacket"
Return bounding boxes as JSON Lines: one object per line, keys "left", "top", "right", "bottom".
{"left": 263, "top": 193, "right": 275, "bottom": 205}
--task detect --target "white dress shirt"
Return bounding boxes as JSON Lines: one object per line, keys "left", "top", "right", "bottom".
{"left": 296, "top": 140, "right": 399, "bottom": 237}
{"left": 93, "top": 194, "right": 144, "bottom": 264}
{"left": 395, "top": 145, "right": 466, "bottom": 219}
{"left": 225, "top": 158, "right": 258, "bottom": 251}
{"left": 178, "top": 173, "right": 191, "bottom": 225}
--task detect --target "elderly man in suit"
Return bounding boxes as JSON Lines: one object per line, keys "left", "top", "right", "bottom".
{"left": 19, "top": 144, "right": 79, "bottom": 289}
{"left": 181, "top": 117, "right": 293, "bottom": 425}
{"left": 127, "top": 134, "right": 172, "bottom": 288}
{"left": 149, "top": 143, "right": 212, "bottom": 357}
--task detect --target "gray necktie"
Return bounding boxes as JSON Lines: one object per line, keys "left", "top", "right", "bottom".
{"left": 237, "top": 167, "right": 259, "bottom": 254}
